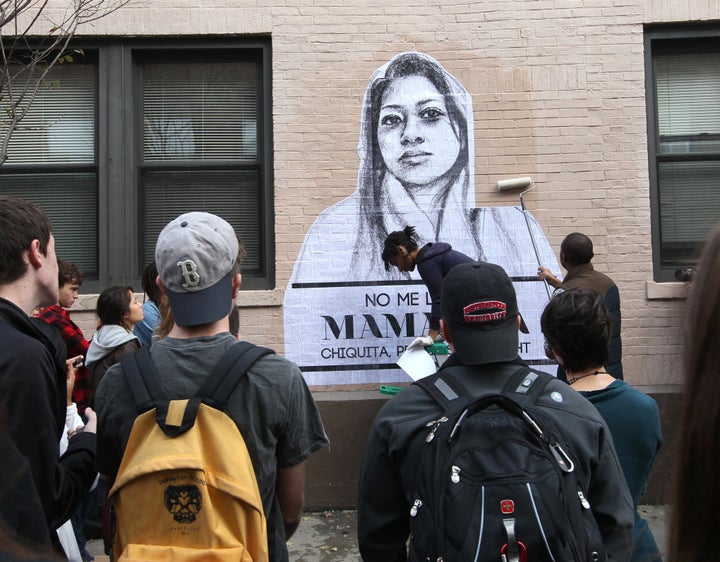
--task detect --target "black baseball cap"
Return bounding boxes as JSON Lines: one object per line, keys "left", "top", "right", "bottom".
{"left": 441, "top": 261, "right": 528, "bottom": 365}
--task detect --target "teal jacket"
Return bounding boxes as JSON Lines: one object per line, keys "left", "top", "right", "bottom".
{"left": 583, "top": 380, "right": 663, "bottom": 562}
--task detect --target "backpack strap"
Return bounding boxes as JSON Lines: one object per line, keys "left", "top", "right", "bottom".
{"left": 415, "top": 363, "right": 546, "bottom": 412}
{"left": 119, "top": 342, "right": 274, "bottom": 437}
{"left": 500, "top": 366, "right": 554, "bottom": 406}
{"left": 120, "top": 347, "right": 168, "bottom": 413}
{"left": 197, "top": 341, "right": 274, "bottom": 409}
{"left": 414, "top": 370, "right": 464, "bottom": 408}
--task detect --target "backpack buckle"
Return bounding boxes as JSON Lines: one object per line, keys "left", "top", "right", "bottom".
{"left": 501, "top": 517, "right": 527, "bottom": 562}
{"left": 500, "top": 541, "right": 527, "bottom": 562}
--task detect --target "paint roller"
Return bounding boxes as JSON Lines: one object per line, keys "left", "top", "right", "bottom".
{"left": 497, "top": 177, "right": 552, "bottom": 299}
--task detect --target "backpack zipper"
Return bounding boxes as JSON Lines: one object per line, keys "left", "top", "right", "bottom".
{"left": 425, "top": 416, "right": 449, "bottom": 443}
{"left": 450, "top": 465, "right": 461, "bottom": 484}
{"left": 410, "top": 498, "right": 423, "bottom": 517}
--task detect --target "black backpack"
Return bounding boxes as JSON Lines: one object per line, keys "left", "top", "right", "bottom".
{"left": 408, "top": 365, "right": 606, "bottom": 562}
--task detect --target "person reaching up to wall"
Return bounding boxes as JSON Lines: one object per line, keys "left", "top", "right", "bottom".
{"left": 382, "top": 225, "right": 474, "bottom": 346}
{"left": 538, "top": 232, "right": 623, "bottom": 380}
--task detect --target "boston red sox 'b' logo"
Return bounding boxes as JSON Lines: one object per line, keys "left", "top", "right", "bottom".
{"left": 177, "top": 260, "right": 201, "bottom": 288}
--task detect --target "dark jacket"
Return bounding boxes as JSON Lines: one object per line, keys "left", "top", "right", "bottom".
{"left": 560, "top": 263, "right": 623, "bottom": 379}
{"left": 416, "top": 243, "right": 474, "bottom": 331}
{"left": 0, "top": 298, "right": 96, "bottom": 552}
{"left": 357, "top": 354, "right": 634, "bottom": 562}
{"left": 87, "top": 324, "right": 141, "bottom": 408}
{"left": 88, "top": 340, "right": 140, "bottom": 408}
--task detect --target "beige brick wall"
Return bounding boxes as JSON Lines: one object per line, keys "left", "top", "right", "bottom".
{"left": 38, "top": 0, "right": 720, "bottom": 387}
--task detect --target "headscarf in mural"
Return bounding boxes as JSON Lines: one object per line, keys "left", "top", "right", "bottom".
{"left": 284, "top": 52, "right": 560, "bottom": 385}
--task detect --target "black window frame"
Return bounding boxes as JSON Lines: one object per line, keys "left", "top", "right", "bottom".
{"left": 644, "top": 25, "right": 720, "bottom": 282}
{"left": 1, "top": 37, "right": 274, "bottom": 293}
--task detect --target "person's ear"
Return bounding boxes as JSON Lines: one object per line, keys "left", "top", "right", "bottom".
{"left": 396, "top": 245, "right": 407, "bottom": 257}
{"left": 440, "top": 319, "right": 453, "bottom": 349}
{"left": 231, "top": 273, "right": 242, "bottom": 298}
{"left": 27, "top": 239, "right": 44, "bottom": 270}
{"left": 542, "top": 335, "right": 563, "bottom": 364}
{"left": 156, "top": 275, "right": 166, "bottom": 295}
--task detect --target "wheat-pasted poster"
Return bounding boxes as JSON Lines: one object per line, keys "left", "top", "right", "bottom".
{"left": 284, "top": 52, "right": 559, "bottom": 385}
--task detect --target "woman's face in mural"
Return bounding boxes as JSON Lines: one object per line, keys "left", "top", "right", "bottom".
{"left": 377, "top": 74, "right": 461, "bottom": 190}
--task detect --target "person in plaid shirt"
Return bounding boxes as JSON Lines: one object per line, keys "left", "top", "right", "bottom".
{"left": 38, "top": 260, "right": 91, "bottom": 416}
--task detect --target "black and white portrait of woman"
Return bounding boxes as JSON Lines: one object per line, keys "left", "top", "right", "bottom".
{"left": 284, "top": 52, "right": 560, "bottom": 385}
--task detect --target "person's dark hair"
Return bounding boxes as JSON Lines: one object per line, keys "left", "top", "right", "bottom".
{"left": 57, "top": 259, "right": 84, "bottom": 287}
{"left": 382, "top": 226, "right": 419, "bottom": 271}
{"left": 229, "top": 304, "right": 240, "bottom": 337}
{"left": 231, "top": 238, "right": 246, "bottom": 276}
{"left": 540, "top": 288, "right": 611, "bottom": 374}
{"left": 155, "top": 294, "right": 174, "bottom": 340}
{"left": 560, "top": 232, "right": 594, "bottom": 267}
{"left": 96, "top": 285, "right": 134, "bottom": 331}
{"left": 668, "top": 226, "right": 720, "bottom": 562}
{"left": 0, "top": 196, "right": 53, "bottom": 285}
{"left": 140, "top": 261, "right": 162, "bottom": 305}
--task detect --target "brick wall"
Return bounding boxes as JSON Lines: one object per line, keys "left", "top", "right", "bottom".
{"left": 24, "top": 0, "right": 714, "bottom": 509}
{"left": 44, "top": 0, "right": 720, "bottom": 389}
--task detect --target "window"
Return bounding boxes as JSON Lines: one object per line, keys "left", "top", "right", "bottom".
{"left": 0, "top": 40, "right": 274, "bottom": 291}
{"left": 0, "top": 57, "right": 99, "bottom": 276}
{"left": 645, "top": 27, "right": 720, "bottom": 282}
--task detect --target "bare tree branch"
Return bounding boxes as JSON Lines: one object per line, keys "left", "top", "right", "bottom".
{"left": 0, "top": 0, "right": 129, "bottom": 165}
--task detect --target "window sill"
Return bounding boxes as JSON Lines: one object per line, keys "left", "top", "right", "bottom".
{"left": 646, "top": 281, "right": 689, "bottom": 300}
{"left": 236, "top": 288, "right": 283, "bottom": 308}
{"left": 71, "top": 288, "right": 284, "bottom": 312}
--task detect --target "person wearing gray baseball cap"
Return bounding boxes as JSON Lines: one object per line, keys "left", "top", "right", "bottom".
{"left": 95, "top": 212, "right": 328, "bottom": 562}
{"left": 358, "top": 261, "right": 633, "bottom": 562}
{"left": 154, "top": 211, "right": 239, "bottom": 328}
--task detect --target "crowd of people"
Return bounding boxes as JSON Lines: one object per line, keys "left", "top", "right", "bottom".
{"left": 0, "top": 197, "right": 328, "bottom": 561}
{"left": 0, "top": 192, "right": 715, "bottom": 561}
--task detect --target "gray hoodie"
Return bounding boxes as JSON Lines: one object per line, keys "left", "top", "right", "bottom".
{"left": 87, "top": 325, "right": 140, "bottom": 407}
{"left": 86, "top": 324, "right": 138, "bottom": 367}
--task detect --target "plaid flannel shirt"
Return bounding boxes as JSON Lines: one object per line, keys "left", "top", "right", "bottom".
{"left": 37, "top": 305, "right": 91, "bottom": 415}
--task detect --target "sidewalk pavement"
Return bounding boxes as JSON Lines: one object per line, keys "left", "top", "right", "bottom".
{"left": 87, "top": 504, "right": 669, "bottom": 561}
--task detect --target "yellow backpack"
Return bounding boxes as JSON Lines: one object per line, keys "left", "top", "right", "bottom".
{"left": 111, "top": 343, "right": 273, "bottom": 562}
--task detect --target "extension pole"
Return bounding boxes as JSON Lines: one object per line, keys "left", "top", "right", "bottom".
{"left": 520, "top": 188, "right": 552, "bottom": 300}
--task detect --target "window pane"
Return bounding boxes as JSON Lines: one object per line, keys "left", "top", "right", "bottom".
{"left": 0, "top": 173, "right": 98, "bottom": 275}
{"left": 656, "top": 52, "right": 720, "bottom": 154}
{"left": 141, "top": 169, "right": 261, "bottom": 272}
{"left": 1, "top": 64, "right": 96, "bottom": 165}
{"left": 143, "top": 62, "right": 257, "bottom": 162}
{"left": 658, "top": 160, "right": 720, "bottom": 266}
{"left": 656, "top": 52, "right": 720, "bottom": 136}
{"left": 651, "top": 42, "right": 720, "bottom": 276}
